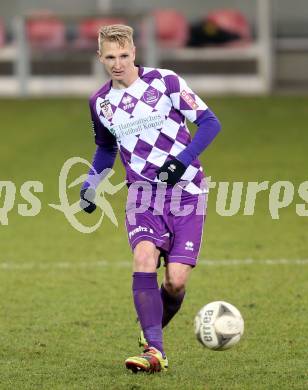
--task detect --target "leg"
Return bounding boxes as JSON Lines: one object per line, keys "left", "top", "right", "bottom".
{"left": 132, "top": 241, "right": 165, "bottom": 355}
{"left": 125, "top": 193, "right": 172, "bottom": 372}
{"left": 161, "top": 262, "right": 192, "bottom": 327}
{"left": 160, "top": 192, "right": 206, "bottom": 327}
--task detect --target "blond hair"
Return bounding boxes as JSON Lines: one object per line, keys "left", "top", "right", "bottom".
{"left": 98, "top": 24, "right": 134, "bottom": 55}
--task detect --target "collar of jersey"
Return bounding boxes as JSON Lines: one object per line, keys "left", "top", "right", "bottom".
{"left": 105, "top": 65, "right": 144, "bottom": 94}
{"left": 110, "top": 65, "right": 144, "bottom": 93}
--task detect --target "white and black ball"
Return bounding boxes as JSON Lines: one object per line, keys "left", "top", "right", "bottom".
{"left": 194, "top": 301, "right": 244, "bottom": 350}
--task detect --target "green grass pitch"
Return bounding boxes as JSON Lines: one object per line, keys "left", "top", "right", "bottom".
{"left": 0, "top": 96, "right": 308, "bottom": 389}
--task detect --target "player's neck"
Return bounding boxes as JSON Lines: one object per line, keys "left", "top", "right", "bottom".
{"left": 112, "top": 66, "right": 139, "bottom": 90}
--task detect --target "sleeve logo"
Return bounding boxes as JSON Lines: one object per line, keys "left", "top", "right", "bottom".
{"left": 180, "top": 90, "right": 199, "bottom": 110}
{"left": 100, "top": 99, "right": 113, "bottom": 120}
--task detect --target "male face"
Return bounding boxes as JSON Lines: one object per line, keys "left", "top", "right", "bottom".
{"left": 99, "top": 40, "right": 136, "bottom": 84}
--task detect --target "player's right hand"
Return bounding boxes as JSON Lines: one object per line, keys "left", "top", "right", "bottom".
{"left": 80, "top": 188, "right": 97, "bottom": 214}
{"left": 156, "top": 158, "right": 186, "bottom": 185}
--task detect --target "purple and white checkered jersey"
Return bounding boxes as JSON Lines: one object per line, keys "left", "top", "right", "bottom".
{"left": 89, "top": 66, "right": 209, "bottom": 194}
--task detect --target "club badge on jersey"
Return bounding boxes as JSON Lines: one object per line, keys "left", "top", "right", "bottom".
{"left": 142, "top": 87, "right": 160, "bottom": 106}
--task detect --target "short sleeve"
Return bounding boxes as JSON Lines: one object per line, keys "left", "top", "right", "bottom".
{"left": 164, "top": 72, "right": 208, "bottom": 123}
{"left": 89, "top": 98, "right": 116, "bottom": 148}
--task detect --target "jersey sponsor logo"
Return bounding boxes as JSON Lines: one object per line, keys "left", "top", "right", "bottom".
{"left": 143, "top": 87, "right": 160, "bottom": 105}
{"left": 185, "top": 241, "right": 194, "bottom": 251}
{"left": 109, "top": 113, "right": 164, "bottom": 140}
{"left": 100, "top": 99, "right": 113, "bottom": 120}
{"left": 180, "top": 90, "right": 199, "bottom": 110}
{"left": 108, "top": 127, "right": 116, "bottom": 137}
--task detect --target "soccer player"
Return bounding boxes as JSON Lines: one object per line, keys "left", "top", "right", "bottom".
{"left": 80, "top": 24, "right": 221, "bottom": 373}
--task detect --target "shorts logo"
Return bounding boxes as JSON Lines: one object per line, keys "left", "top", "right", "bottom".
{"left": 143, "top": 88, "right": 160, "bottom": 105}
{"left": 180, "top": 90, "right": 199, "bottom": 110}
{"left": 129, "top": 225, "right": 154, "bottom": 239}
{"left": 100, "top": 99, "right": 113, "bottom": 120}
{"left": 185, "top": 241, "right": 194, "bottom": 251}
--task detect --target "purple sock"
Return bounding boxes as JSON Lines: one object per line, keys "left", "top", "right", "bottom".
{"left": 132, "top": 272, "right": 164, "bottom": 356}
{"left": 161, "top": 284, "right": 185, "bottom": 328}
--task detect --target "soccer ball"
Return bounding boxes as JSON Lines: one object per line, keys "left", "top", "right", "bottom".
{"left": 194, "top": 301, "right": 244, "bottom": 350}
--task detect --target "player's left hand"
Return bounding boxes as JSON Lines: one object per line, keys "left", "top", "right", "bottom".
{"left": 156, "top": 159, "right": 186, "bottom": 185}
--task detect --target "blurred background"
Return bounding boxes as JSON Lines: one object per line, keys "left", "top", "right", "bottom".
{"left": 0, "top": 0, "right": 308, "bottom": 96}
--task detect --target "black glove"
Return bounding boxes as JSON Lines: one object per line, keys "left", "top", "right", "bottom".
{"left": 80, "top": 188, "right": 97, "bottom": 214}
{"left": 156, "top": 159, "right": 186, "bottom": 185}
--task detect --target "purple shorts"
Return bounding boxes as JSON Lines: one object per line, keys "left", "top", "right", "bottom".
{"left": 125, "top": 184, "right": 207, "bottom": 267}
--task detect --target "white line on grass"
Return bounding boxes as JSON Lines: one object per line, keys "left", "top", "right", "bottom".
{"left": 1, "top": 259, "right": 308, "bottom": 270}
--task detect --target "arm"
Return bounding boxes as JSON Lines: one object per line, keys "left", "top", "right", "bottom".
{"left": 80, "top": 98, "right": 118, "bottom": 213}
{"left": 82, "top": 144, "right": 118, "bottom": 191}
{"left": 156, "top": 72, "right": 221, "bottom": 184}
{"left": 176, "top": 108, "right": 221, "bottom": 167}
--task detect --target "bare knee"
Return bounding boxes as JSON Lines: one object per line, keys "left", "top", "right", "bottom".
{"left": 164, "top": 276, "right": 186, "bottom": 296}
{"left": 164, "top": 263, "right": 192, "bottom": 296}
{"left": 133, "top": 241, "right": 159, "bottom": 272}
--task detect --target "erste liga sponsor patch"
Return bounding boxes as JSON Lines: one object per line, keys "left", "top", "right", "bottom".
{"left": 180, "top": 90, "right": 199, "bottom": 110}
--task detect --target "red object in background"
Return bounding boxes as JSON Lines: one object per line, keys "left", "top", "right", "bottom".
{"left": 153, "top": 9, "right": 189, "bottom": 48}
{"left": 74, "top": 17, "right": 126, "bottom": 49}
{"left": 0, "top": 20, "right": 5, "bottom": 47}
{"left": 26, "top": 17, "right": 66, "bottom": 49}
{"left": 206, "top": 9, "right": 251, "bottom": 44}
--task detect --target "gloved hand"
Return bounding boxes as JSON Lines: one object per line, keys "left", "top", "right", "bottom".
{"left": 80, "top": 187, "right": 97, "bottom": 214}
{"left": 156, "top": 159, "right": 186, "bottom": 185}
